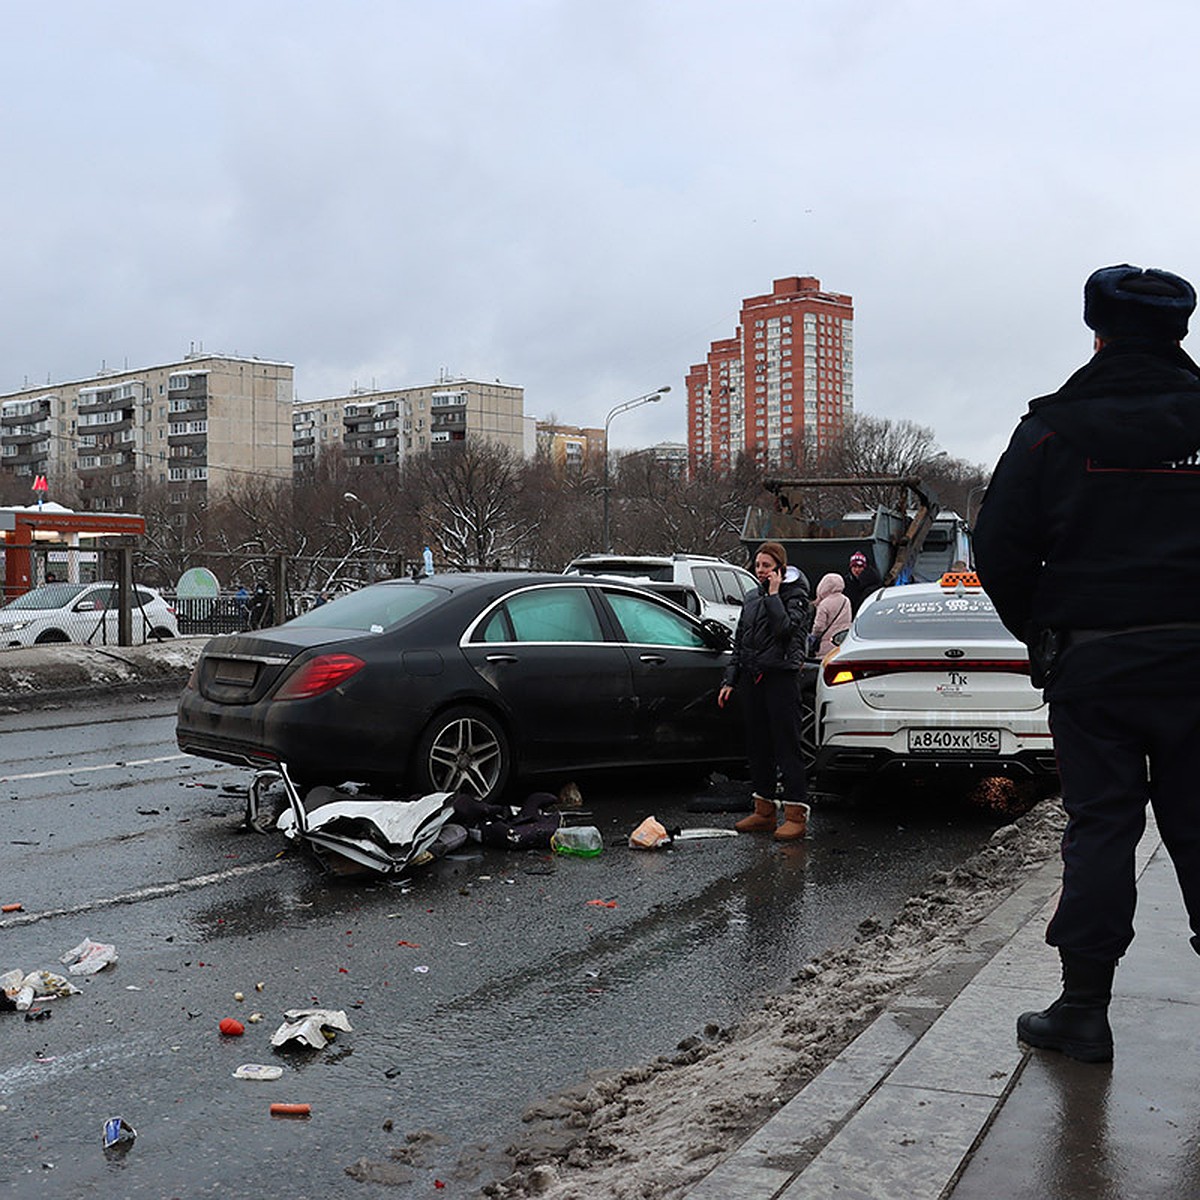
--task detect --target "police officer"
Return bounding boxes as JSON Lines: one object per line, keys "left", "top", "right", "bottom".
{"left": 974, "top": 264, "right": 1200, "bottom": 1062}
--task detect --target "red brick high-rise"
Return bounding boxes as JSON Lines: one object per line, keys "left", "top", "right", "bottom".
{"left": 687, "top": 276, "right": 854, "bottom": 473}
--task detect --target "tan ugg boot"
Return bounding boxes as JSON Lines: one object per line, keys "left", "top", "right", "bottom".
{"left": 774, "top": 802, "right": 810, "bottom": 841}
{"left": 735, "top": 794, "right": 777, "bottom": 833}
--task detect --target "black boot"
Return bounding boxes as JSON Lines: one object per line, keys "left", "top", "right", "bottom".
{"left": 1016, "top": 950, "right": 1115, "bottom": 1063}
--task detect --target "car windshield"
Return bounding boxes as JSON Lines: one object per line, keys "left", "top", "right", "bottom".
{"left": 1, "top": 584, "right": 90, "bottom": 611}
{"left": 853, "top": 590, "right": 1016, "bottom": 642}
{"left": 285, "top": 583, "right": 442, "bottom": 632}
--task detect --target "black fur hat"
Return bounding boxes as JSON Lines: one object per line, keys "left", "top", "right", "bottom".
{"left": 1084, "top": 264, "right": 1196, "bottom": 342}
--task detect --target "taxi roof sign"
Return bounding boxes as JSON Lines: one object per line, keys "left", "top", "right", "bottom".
{"left": 939, "top": 570, "right": 981, "bottom": 589}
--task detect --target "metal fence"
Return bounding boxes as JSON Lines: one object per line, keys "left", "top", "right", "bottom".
{"left": 1, "top": 545, "right": 515, "bottom": 649}
{"left": 0, "top": 546, "right": 176, "bottom": 650}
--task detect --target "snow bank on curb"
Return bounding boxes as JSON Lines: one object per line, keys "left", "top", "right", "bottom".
{"left": 0, "top": 638, "right": 207, "bottom": 703}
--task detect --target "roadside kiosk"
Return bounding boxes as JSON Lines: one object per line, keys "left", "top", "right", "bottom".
{"left": 0, "top": 503, "right": 146, "bottom": 601}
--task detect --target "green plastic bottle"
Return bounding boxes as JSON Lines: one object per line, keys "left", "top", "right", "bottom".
{"left": 550, "top": 826, "right": 603, "bottom": 857}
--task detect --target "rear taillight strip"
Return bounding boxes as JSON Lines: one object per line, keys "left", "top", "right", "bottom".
{"left": 823, "top": 659, "right": 1030, "bottom": 686}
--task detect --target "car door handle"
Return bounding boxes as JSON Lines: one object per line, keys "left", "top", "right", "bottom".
{"left": 485, "top": 653, "right": 518, "bottom": 664}
{"left": 639, "top": 654, "right": 667, "bottom": 665}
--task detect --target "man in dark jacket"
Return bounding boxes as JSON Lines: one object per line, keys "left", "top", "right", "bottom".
{"left": 974, "top": 263, "right": 1200, "bottom": 1063}
{"left": 717, "top": 540, "right": 813, "bottom": 840}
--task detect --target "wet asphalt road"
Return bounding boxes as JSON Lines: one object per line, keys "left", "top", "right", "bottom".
{"left": 0, "top": 693, "right": 1017, "bottom": 1197}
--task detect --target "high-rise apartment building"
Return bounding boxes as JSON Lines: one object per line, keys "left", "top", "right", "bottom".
{"left": 687, "top": 276, "right": 853, "bottom": 473}
{"left": 293, "top": 378, "right": 532, "bottom": 475}
{"left": 0, "top": 353, "right": 294, "bottom": 509}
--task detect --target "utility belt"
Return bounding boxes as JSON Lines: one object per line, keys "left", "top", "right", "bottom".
{"left": 1029, "top": 623, "right": 1200, "bottom": 689}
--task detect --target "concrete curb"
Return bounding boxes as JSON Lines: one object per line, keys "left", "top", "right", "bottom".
{"left": 684, "top": 819, "right": 1161, "bottom": 1200}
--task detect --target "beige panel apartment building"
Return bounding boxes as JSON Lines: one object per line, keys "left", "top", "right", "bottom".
{"left": 535, "top": 421, "right": 605, "bottom": 473}
{"left": 293, "top": 378, "right": 530, "bottom": 474}
{"left": 0, "top": 353, "right": 294, "bottom": 509}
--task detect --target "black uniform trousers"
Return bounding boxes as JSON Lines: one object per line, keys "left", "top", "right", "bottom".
{"left": 739, "top": 669, "right": 808, "bottom": 805}
{"left": 1047, "top": 689, "right": 1200, "bottom": 961}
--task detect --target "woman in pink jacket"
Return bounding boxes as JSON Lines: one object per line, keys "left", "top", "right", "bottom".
{"left": 809, "top": 572, "right": 853, "bottom": 657}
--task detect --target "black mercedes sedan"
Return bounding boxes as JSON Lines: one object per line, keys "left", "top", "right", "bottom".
{"left": 176, "top": 572, "right": 742, "bottom": 801}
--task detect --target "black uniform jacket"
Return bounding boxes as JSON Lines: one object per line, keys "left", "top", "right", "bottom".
{"left": 973, "top": 339, "right": 1200, "bottom": 697}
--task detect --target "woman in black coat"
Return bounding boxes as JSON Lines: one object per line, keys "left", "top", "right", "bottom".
{"left": 718, "top": 540, "right": 813, "bottom": 840}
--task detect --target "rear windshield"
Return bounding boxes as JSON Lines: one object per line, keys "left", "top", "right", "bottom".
{"left": 854, "top": 591, "right": 1015, "bottom": 642}
{"left": 285, "top": 583, "right": 442, "bottom": 632}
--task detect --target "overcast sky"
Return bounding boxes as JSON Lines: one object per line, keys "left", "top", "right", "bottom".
{"left": 3, "top": 0, "right": 1198, "bottom": 466}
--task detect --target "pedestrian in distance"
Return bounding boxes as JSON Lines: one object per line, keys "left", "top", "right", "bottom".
{"left": 974, "top": 262, "right": 1200, "bottom": 1063}
{"left": 717, "top": 540, "right": 813, "bottom": 841}
{"left": 248, "top": 582, "right": 273, "bottom": 631}
{"left": 808, "top": 572, "right": 853, "bottom": 658}
{"left": 234, "top": 582, "right": 250, "bottom": 629}
{"left": 843, "top": 550, "right": 882, "bottom": 615}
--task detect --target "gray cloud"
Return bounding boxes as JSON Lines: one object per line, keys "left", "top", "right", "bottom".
{"left": 2, "top": 0, "right": 1198, "bottom": 468}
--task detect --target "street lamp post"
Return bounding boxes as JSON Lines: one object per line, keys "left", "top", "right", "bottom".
{"left": 602, "top": 386, "right": 671, "bottom": 553}
{"left": 343, "top": 491, "right": 377, "bottom": 582}
{"left": 965, "top": 484, "right": 988, "bottom": 528}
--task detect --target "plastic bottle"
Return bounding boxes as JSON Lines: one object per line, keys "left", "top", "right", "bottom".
{"left": 550, "top": 826, "right": 603, "bottom": 857}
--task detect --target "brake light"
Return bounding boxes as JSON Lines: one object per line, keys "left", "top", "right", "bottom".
{"left": 274, "top": 653, "right": 366, "bottom": 699}
{"left": 823, "top": 658, "right": 1030, "bottom": 686}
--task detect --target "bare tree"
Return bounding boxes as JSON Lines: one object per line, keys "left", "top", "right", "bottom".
{"left": 824, "top": 413, "right": 943, "bottom": 510}
{"left": 404, "top": 443, "right": 539, "bottom": 570}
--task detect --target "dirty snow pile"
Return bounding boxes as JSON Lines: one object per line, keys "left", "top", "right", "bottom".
{"left": 482, "top": 799, "right": 1068, "bottom": 1200}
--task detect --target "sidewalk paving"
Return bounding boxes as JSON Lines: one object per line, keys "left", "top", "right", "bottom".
{"left": 687, "top": 814, "right": 1199, "bottom": 1200}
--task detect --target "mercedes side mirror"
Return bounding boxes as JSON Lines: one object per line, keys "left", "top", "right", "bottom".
{"left": 699, "top": 618, "right": 732, "bottom": 651}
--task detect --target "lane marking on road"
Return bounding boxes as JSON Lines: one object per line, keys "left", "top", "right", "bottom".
{"left": 0, "top": 860, "right": 283, "bottom": 928}
{"left": 0, "top": 753, "right": 190, "bottom": 782}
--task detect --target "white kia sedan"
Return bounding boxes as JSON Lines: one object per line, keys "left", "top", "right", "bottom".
{"left": 0, "top": 582, "right": 179, "bottom": 648}
{"left": 813, "top": 572, "right": 1058, "bottom": 795}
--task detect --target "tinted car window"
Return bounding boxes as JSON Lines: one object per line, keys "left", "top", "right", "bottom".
{"left": 2, "top": 584, "right": 88, "bottom": 610}
{"left": 286, "top": 584, "right": 441, "bottom": 632}
{"left": 606, "top": 592, "right": 708, "bottom": 648}
{"left": 854, "top": 592, "right": 1014, "bottom": 641}
{"left": 716, "top": 567, "right": 754, "bottom": 603}
{"left": 692, "top": 567, "right": 722, "bottom": 604}
{"left": 501, "top": 587, "right": 604, "bottom": 643}
{"left": 479, "top": 607, "right": 514, "bottom": 642}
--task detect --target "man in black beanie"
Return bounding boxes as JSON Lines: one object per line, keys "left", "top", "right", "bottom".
{"left": 974, "top": 264, "right": 1200, "bottom": 1062}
